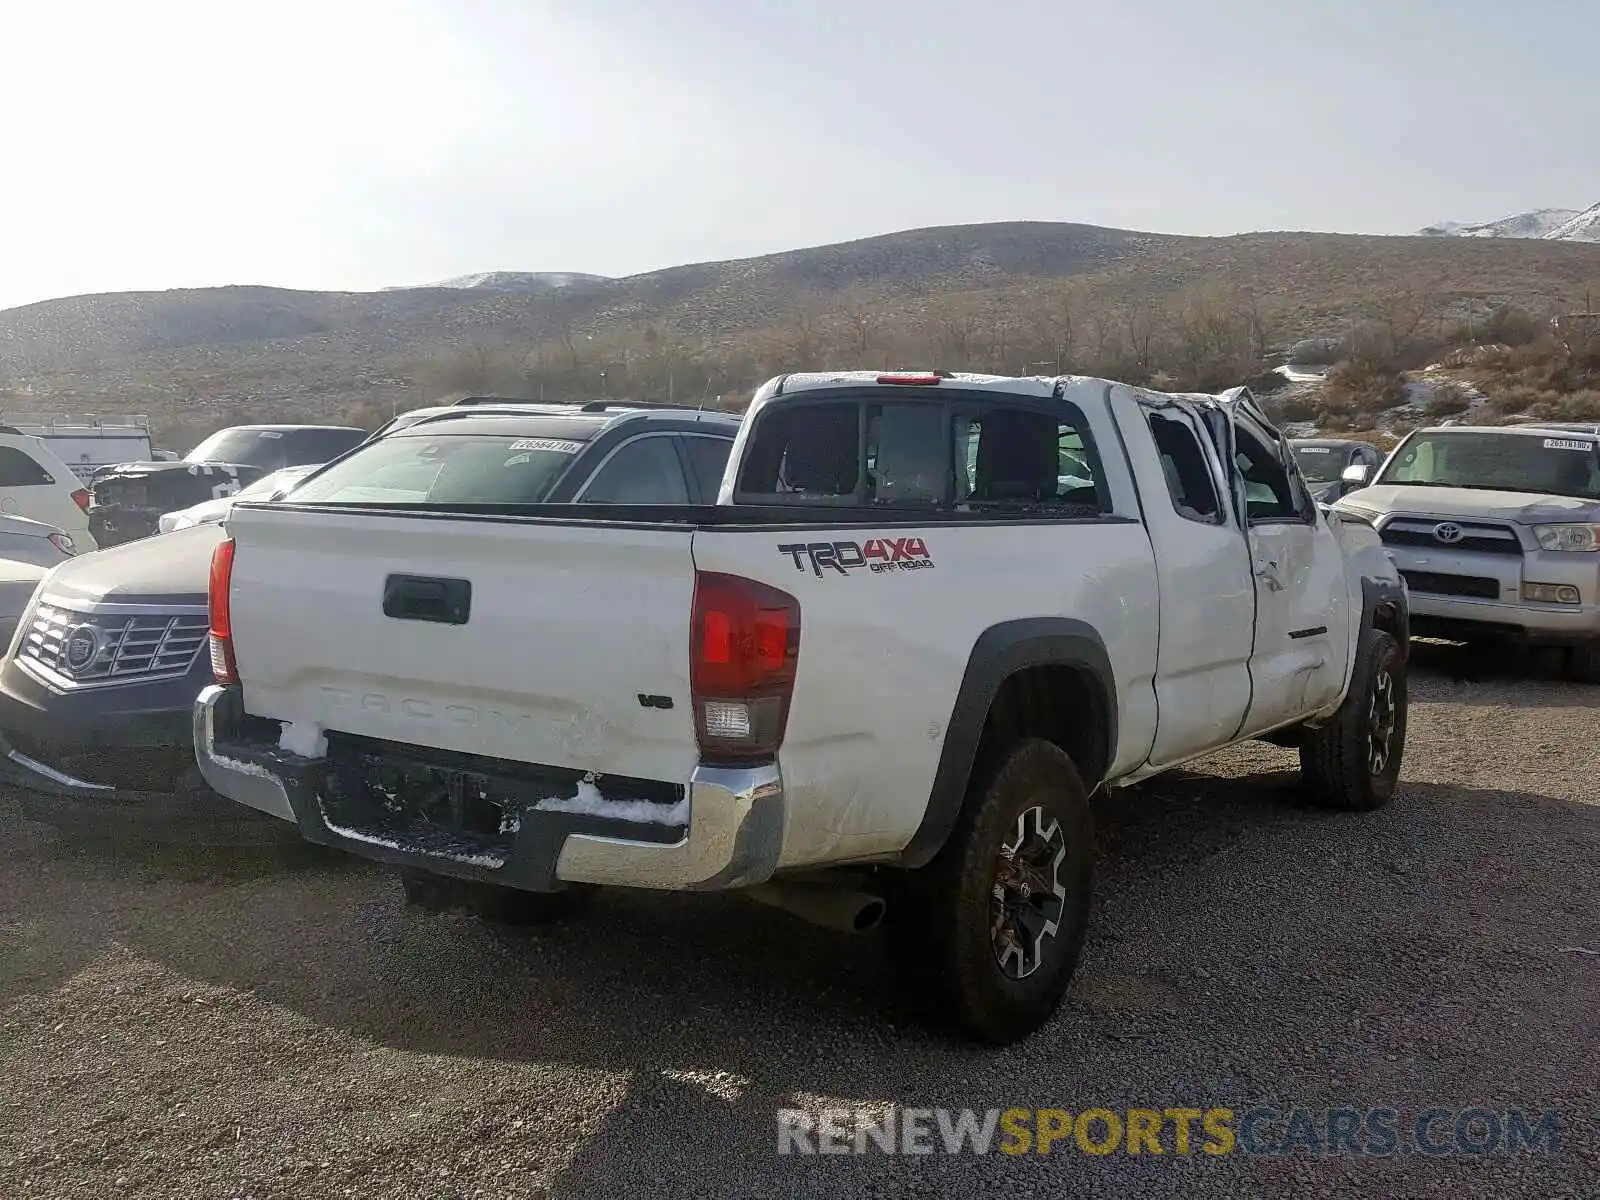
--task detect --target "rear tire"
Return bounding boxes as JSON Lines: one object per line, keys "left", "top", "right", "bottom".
{"left": 398, "top": 869, "right": 596, "bottom": 925}
{"left": 887, "top": 737, "right": 1095, "bottom": 1046}
{"left": 1299, "top": 628, "right": 1407, "bottom": 811}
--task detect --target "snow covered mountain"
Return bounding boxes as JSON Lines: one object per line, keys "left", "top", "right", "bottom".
{"left": 1417, "top": 205, "right": 1599, "bottom": 243}
{"left": 1540, "top": 204, "right": 1600, "bottom": 244}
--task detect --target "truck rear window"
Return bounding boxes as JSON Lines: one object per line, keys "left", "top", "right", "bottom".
{"left": 284, "top": 434, "right": 586, "bottom": 506}
{"left": 734, "top": 396, "right": 1108, "bottom": 513}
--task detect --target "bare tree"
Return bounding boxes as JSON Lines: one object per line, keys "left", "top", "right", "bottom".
{"left": 1124, "top": 305, "right": 1162, "bottom": 374}
{"left": 1025, "top": 290, "right": 1076, "bottom": 371}
{"left": 836, "top": 293, "right": 878, "bottom": 360}
{"left": 931, "top": 308, "right": 980, "bottom": 364}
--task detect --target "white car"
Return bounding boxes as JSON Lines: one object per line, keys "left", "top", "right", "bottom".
{"left": 0, "top": 513, "right": 78, "bottom": 569}
{"left": 195, "top": 373, "right": 1410, "bottom": 1045}
{"left": 158, "top": 465, "right": 319, "bottom": 533}
{"left": 0, "top": 429, "right": 96, "bottom": 548}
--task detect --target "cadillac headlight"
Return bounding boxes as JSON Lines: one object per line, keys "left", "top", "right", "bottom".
{"left": 7, "top": 577, "right": 48, "bottom": 660}
{"left": 1532, "top": 524, "right": 1600, "bottom": 553}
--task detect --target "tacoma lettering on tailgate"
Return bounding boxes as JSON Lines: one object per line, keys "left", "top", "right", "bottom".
{"left": 318, "top": 687, "right": 542, "bottom": 736}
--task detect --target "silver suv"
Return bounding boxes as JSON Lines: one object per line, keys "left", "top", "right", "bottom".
{"left": 1335, "top": 423, "right": 1600, "bottom": 681}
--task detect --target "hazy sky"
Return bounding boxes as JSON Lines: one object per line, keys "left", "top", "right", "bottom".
{"left": 2, "top": 0, "right": 1595, "bottom": 310}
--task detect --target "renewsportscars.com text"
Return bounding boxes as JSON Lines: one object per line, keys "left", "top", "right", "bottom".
{"left": 776, "top": 1106, "right": 1562, "bottom": 1157}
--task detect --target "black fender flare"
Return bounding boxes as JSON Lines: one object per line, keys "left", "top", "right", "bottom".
{"left": 899, "top": 617, "right": 1117, "bottom": 869}
{"left": 1360, "top": 572, "right": 1410, "bottom": 660}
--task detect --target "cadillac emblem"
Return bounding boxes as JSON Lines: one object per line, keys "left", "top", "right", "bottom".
{"left": 61, "top": 624, "right": 103, "bottom": 674}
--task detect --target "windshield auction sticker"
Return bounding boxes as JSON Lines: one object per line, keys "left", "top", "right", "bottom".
{"left": 508, "top": 438, "right": 585, "bottom": 454}
{"left": 1542, "top": 438, "right": 1592, "bottom": 452}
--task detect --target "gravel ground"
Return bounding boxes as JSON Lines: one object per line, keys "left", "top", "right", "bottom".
{"left": 0, "top": 645, "right": 1595, "bottom": 1199}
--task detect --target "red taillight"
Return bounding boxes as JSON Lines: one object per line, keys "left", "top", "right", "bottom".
{"left": 877, "top": 373, "right": 942, "bottom": 386}
{"left": 70, "top": 488, "right": 90, "bottom": 512}
{"left": 690, "top": 571, "right": 800, "bottom": 764}
{"left": 208, "top": 538, "right": 239, "bottom": 684}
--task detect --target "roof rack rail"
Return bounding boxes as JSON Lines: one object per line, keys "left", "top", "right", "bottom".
{"left": 576, "top": 400, "right": 700, "bottom": 413}
{"left": 449, "top": 395, "right": 578, "bottom": 408}
{"left": 443, "top": 396, "right": 702, "bottom": 414}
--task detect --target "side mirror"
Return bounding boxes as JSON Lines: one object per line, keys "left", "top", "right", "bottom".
{"left": 1340, "top": 463, "right": 1370, "bottom": 486}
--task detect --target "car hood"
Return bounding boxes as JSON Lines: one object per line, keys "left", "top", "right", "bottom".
{"left": 167, "top": 496, "right": 234, "bottom": 524}
{"left": 42, "top": 523, "right": 220, "bottom": 607}
{"left": 1338, "top": 484, "right": 1600, "bottom": 524}
{"left": 0, "top": 556, "right": 49, "bottom": 587}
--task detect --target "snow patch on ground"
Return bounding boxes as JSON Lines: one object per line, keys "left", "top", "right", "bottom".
{"left": 278, "top": 720, "right": 327, "bottom": 758}
{"left": 1405, "top": 375, "right": 1485, "bottom": 402}
{"left": 1370, "top": 374, "right": 1486, "bottom": 435}
{"left": 534, "top": 777, "right": 690, "bottom": 826}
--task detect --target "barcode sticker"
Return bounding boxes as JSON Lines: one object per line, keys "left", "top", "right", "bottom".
{"left": 1543, "top": 438, "right": 1592, "bottom": 451}
{"left": 508, "top": 438, "right": 584, "bottom": 454}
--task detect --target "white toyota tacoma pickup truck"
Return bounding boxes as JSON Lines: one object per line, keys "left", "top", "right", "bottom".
{"left": 195, "top": 373, "right": 1409, "bottom": 1044}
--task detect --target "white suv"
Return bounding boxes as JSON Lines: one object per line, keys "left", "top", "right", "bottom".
{"left": 0, "top": 430, "right": 95, "bottom": 549}
{"left": 1337, "top": 423, "right": 1600, "bottom": 680}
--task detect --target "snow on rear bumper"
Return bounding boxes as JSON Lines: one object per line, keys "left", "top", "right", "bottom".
{"left": 192, "top": 683, "right": 785, "bottom": 891}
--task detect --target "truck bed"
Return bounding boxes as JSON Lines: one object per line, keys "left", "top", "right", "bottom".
{"left": 219, "top": 496, "right": 1157, "bottom": 874}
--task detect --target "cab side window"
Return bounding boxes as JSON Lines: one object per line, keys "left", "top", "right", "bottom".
{"left": 1233, "top": 426, "right": 1304, "bottom": 523}
{"left": 1146, "top": 411, "right": 1222, "bottom": 524}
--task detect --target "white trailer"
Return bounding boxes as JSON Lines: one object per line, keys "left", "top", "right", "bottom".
{"left": 0, "top": 414, "right": 170, "bottom": 482}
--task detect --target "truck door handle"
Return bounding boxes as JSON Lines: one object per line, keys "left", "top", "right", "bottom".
{"left": 1256, "top": 560, "right": 1285, "bottom": 592}
{"left": 383, "top": 574, "right": 472, "bottom": 625}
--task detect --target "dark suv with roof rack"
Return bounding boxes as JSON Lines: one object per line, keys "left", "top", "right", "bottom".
{"left": 0, "top": 402, "right": 739, "bottom": 843}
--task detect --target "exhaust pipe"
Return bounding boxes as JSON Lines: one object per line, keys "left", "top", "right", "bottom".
{"left": 745, "top": 881, "right": 887, "bottom": 934}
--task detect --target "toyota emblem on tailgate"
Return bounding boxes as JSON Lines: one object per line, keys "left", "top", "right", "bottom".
{"left": 1432, "top": 522, "right": 1465, "bottom": 544}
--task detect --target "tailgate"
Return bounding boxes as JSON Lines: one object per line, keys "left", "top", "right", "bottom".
{"left": 225, "top": 504, "right": 700, "bottom": 783}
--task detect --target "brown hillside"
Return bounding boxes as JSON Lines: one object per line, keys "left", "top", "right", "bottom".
{"left": 3, "top": 221, "right": 1598, "bottom": 442}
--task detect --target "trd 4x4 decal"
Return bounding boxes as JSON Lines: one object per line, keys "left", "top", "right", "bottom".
{"left": 778, "top": 537, "right": 935, "bottom": 577}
